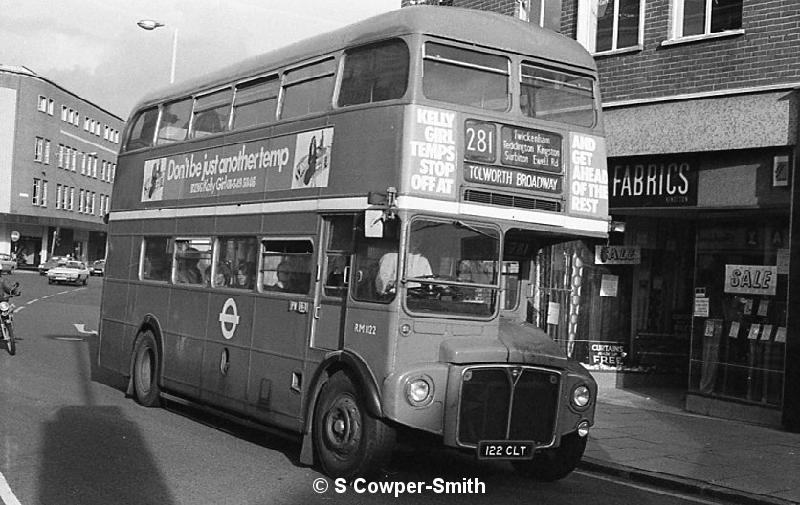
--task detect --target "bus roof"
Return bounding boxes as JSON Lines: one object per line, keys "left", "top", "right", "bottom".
{"left": 131, "top": 5, "right": 597, "bottom": 116}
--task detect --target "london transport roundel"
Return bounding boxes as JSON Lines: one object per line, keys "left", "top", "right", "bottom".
{"left": 218, "top": 298, "right": 240, "bottom": 340}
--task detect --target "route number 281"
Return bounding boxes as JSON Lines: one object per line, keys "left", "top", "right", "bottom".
{"left": 465, "top": 121, "right": 496, "bottom": 163}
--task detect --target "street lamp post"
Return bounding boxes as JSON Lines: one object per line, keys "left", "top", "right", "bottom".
{"left": 137, "top": 19, "right": 178, "bottom": 84}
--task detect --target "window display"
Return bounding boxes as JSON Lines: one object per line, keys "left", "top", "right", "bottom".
{"left": 688, "top": 219, "right": 788, "bottom": 406}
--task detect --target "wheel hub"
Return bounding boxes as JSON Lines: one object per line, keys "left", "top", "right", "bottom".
{"left": 324, "top": 396, "right": 362, "bottom": 455}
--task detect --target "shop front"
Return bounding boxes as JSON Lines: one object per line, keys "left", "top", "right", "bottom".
{"left": 604, "top": 148, "right": 792, "bottom": 426}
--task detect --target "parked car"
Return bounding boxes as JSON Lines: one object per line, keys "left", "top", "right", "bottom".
{"left": 47, "top": 260, "right": 90, "bottom": 285}
{"left": 90, "top": 259, "right": 105, "bottom": 276}
{"left": 0, "top": 253, "right": 16, "bottom": 274}
{"left": 39, "top": 256, "right": 68, "bottom": 275}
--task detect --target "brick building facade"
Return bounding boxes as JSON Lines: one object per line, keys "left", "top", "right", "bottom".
{"left": 403, "top": 0, "right": 800, "bottom": 429}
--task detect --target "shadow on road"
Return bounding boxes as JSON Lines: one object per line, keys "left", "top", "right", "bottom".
{"left": 38, "top": 405, "right": 176, "bottom": 505}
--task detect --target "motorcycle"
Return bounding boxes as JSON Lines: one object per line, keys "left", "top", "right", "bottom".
{"left": 1, "top": 282, "right": 20, "bottom": 355}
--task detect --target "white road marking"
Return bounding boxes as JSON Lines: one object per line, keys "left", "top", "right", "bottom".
{"left": 73, "top": 324, "right": 97, "bottom": 335}
{"left": 0, "top": 470, "right": 22, "bottom": 505}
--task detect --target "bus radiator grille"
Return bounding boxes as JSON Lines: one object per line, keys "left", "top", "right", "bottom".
{"left": 463, "top": 189, "right": 562, "bottom": 213}
{"left": 457, "top": 367, "right": 560, "bottom": 446}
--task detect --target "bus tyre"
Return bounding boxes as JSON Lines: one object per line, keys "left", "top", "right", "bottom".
{"left": 313, "top": 371, "right": 395, "bottom": 479}
{"left": 512, "top": 431, "right": 587, "bottom": 482}
{"left": 132, "top": 331, "right": 161, "bottom": 407}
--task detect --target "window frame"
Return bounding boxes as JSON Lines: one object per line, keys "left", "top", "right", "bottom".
{"left": 336, "top": 39, "right": 410, "bottom": 107}
{"left": 190, "top": 86, "right": 234, "bottom": 139}
{"left": 259, "top": 237, "right": 315, "bottom": 295}
{"left": 576, "top": 0, "right": 645, "bottom": 54}
{"left": 232, "top": 74, "right": 280, "bottom": 130}
{"left": 279, "top": 57, "right": 336, "bottom": 120}
{"left": 670, "top": 0, "right": 744, "bottom": 40}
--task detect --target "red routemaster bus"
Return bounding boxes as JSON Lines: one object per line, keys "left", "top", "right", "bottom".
{"left": 98, "top": 5, "right": 610, "bottom": 480}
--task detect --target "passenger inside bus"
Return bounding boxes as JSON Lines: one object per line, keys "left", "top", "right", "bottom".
{"left": 210, "top": 261, "right": 232, "bottom": 287}
{"left": 175, "top": 248, "right": 204, "bottom": 285}
{"left": 234, "top": 260, "right": 256, "bottom": 289}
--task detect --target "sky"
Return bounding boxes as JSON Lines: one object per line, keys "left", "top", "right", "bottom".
{"left": 0, "top": 0, "right": 399, "bottom": 119}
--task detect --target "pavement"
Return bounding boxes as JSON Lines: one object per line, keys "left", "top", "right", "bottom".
{"left": 583, "top": 382, "right": 800, "bottom": 505}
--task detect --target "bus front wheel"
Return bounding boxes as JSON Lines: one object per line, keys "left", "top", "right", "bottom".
{"left": 313, "top": 371, "right": 395, "bottom": 479}
{"left": 132, "top": 330, "right": 162, "bottom": 407}
{"left": 512, "top": 431, "right": 587, "bottom": 481}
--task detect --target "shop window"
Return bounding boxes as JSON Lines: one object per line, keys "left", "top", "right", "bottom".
{"left": 688, "top": 220, "right": 788, "bottom": 407}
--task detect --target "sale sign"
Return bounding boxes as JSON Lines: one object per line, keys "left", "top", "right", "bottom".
{"left": 724, "top": 264, "right": 777, "bottom": 296}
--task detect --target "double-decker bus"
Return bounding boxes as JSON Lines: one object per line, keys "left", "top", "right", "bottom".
{"left": 99, "top": 5, "right": 609, "bottom": 480}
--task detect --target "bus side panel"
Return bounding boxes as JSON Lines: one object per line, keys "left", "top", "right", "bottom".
{"left": 321, "top": 106, "right": 405, "bottom": 199}
{"left": 154, "top": 286, "right": 204, "bottom": 398}
{"left": 248, "top": 294, "right": 312, "bottom": 429}
{"left": 200, "top": 293, "right": 255, "bottom": 412}
{"left": 342, "top": 304, "right": 398, "bottom": 388}
{"left": 98, "top": 279, "right": 132, "bottom": 374}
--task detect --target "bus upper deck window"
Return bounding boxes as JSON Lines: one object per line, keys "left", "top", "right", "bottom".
{"left": 520, "top": 64, "right": 596, "bottom": 128}
{"left": 422, "top": 42, "right": 509, "bottom": 111}
{"left": 124, "top": 107, "right": 158, "bottom": 151}
{"left": 191, "top": 88, "right": 233, "bottom": 138}
{"left": 281, "top": 58, "right": 336, "bottom": 120}
{"left": 156, "top": 98, "right": 192, "bottom": 145}
{"left": 338, "top": 40, "right": 409, "bottom": 107}
{"left": 233, "top": 76, "right": 279, "bottom": 130}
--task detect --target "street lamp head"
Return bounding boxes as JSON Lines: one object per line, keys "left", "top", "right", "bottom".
{"left": 137, "top": 19, "right": 165, "bottom": 31}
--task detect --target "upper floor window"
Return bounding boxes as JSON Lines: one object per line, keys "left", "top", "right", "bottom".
{"left": 34, "top": 137, "right": 44, "bottom": 162}
{"left": 280, "top": 58, "right": 335, "bottom": 120}
{"left": 232, "top": 76, "right": 279, "bottom": 130}
{"left": 191, "top": 87, "right": 233, "bottom": 138}
{"left": 576, "top": 0, "right": 644, "bottom": 53}
{"left": 422, "top": 43, "right": 509, "bottom": 111}
{"left": 338, "top": 40, "right": 409, "bottom": 107}
{"left": 673, "top": 0, "right": 742, "bottom": 38}
{"left": 37, "top": 96, "right": 48, "bottom": 112}
{"left": 520, "top": 0, "right": 563, "bottom": 31}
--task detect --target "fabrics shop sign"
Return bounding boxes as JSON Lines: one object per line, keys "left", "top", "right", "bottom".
{"left": 609, "top": 155, "right": 698, "bottom": 208}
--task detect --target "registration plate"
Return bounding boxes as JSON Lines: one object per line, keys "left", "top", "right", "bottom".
{"left": 477, "top": 441, "right": 534, "bottom": 460}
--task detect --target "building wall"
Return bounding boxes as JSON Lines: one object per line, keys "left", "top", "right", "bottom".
{"left": 559, "top": 0, "right": 800, "bottom": 103}
{"left": 0, "top": 66, "right": 124, "bottom": 262}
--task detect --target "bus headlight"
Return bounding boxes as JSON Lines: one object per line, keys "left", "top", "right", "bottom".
{"left": 405, "top": 376, "right": 433, "bottom": 407}
{"left": 571, "top": 385, "right": 591, "bottom": 409}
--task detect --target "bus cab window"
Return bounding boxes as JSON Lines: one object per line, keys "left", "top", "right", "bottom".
{"left": 124, "top": 107, "right": 158, "bottom": 151}
{"left": 157, "top": 98, "right": 192, "bottom": 144}
{"left": 260, "top": 239, "right": 313, "bottom": 294}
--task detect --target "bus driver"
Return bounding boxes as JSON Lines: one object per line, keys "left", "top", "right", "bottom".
{"left": 375, "top": 235, "right": 432, "bottom": 295}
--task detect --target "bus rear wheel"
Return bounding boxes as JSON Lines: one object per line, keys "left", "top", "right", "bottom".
{"left": 313, "top": 371, "right": 395, "bottom": 479}
{"left": 132, "top": 330, "right": 161, "bottom": 407}
{"left": 512, "top": 431, "right": 587, "bottom": 482}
